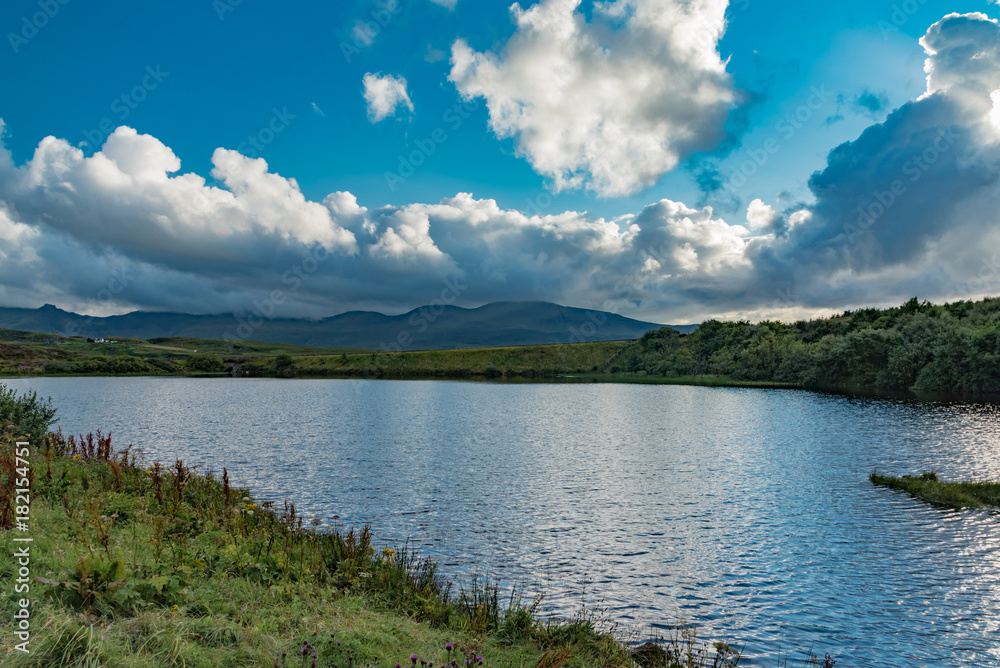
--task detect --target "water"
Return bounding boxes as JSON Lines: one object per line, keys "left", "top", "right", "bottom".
{"left": 6, "top": 376, "right": 1000, "bottom": 666}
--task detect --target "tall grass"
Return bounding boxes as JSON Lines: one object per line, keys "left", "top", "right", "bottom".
{"left": 870, "top": 470, "right": 1000, "bottom": 509}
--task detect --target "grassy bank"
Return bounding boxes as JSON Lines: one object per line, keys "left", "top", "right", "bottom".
{"left": 870, "top": 471, "right": 1000, "bottom": 509}
{"left": 263, "top": 342, "right": 626, "bottom": 379}
{"left": 0, "top": 426, "right": 753, "bottom": 667}
{"left": 0, "top": 330, "right": 801, "bottom": 390}
{"left": 568, "top": 373, "right": 800, "bottom": 389}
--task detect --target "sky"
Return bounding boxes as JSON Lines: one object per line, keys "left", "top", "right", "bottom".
{"left": 1, "top": 0, "right": 1000, "bottom": 325}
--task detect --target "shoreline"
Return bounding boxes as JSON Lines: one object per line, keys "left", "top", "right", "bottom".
{"left": 1, "top": 427, "right": 757, "bottom": 667}
{"left": 5, "top": 370, "right": 1000, "bottom": 404}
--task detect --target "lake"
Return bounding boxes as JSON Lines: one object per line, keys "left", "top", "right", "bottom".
{"left": 5, "top": 376, "right": 1000, "bottom": 666}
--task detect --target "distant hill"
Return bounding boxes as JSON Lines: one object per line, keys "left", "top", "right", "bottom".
{"left": 0, "top": 302, "right": 695, "bottom": 350}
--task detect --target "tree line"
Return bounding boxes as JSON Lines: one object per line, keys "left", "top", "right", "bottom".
{"left": 616, "top": 297, "right": 1000, "bottom": 394}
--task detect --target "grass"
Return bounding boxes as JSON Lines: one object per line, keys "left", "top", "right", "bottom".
{"left": 568, "top": 373, "right": 800, "bottom": 389}
{"left": 869, "top": 471, "right": 1000, "bottom": 509}
{"left": 0, "top": 329, "right": 368, "bottom": 376}
{"left": 0, "top": 427, "right": 756, "bottom": 667}
{"left": 285, "top": 343, "right": 626, "bottom": 379}
{"left": 0, "top": 328, "right": 806, "bottom": 392}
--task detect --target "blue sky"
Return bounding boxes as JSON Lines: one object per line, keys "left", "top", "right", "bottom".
{"left": 1, "top": 0, "right": 1000, "bottom": 324}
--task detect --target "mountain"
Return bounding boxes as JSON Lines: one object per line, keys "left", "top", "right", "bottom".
{"left": 0, "top": 302, "right": 694, "bottom": 350}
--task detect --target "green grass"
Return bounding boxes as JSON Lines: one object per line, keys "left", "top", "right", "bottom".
{"left": 0, "top": 429, "right": 752, "bottom": 667}
{"left": 870, "top": 471, "right": 1000, "bottom": 509}
{"left": 569, "top": 373, "right": 800, "bottom": 389}
{"left": 286, "top": 342, "right": 626, "bottom": 379}
{"left": 0, "top": 330, "right": 369, "bottom": 377}
{"left": 0, "top": 328, "right": 814, "bottom": 389}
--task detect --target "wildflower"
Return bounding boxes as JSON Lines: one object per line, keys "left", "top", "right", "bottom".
{"left": 446, "top": 643, "right": 453, "bottom": 650}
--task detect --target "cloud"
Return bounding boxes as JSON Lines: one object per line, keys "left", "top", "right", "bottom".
{"left": 745, "top": 198, "right": 778, "bottom": 231}
{"left": 448, "top": 0, "right": 735, "bottom": 197}
{"left": 362, "top": 73, "right": 414, "bottom": 123}
{"left": 4, "top": 14, "right": 1000, "bottom": 324}
{"left": 428, "top": 0, "right": 457, "bottom": 8}
{"left": 744, "top": 12, "right": 1000, "bottom": 310}
{"left": 0, "top": 123, "right": 761, "bottom": 321}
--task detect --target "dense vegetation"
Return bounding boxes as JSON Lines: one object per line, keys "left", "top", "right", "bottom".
{"left": 616, "top": 297, "right": 1000, "bottom": 394}
{"left": 0, "top": 385, "right": 56, "bottom": 440}
{"left": 7, "top": 296, "right": 1000, "bottom": 396}
{"left": 870, "top": 471, "right": 1000, "bottom": 509}
{"left": 0, "top": 384, "right": 757, "bottom": 667}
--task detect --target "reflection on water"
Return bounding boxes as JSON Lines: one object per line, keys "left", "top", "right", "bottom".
{"left": 6, "top": 377, "right": 1000, "bottom": 667}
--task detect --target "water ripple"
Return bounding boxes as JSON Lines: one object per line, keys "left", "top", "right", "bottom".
{"left": 6, "top": 377, "right": 1000, "bottom": 667}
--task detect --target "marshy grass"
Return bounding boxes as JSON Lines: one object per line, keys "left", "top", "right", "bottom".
{"left": 870, "top": 470, "right": 1000, "bottom": 509}
{"left": 0, "top": 426, "right": 775, "bottom": 667}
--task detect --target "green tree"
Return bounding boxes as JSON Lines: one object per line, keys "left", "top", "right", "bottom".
{"left": 187, "top": 353, "right": 224, "bottom": 372}
{"left": 0, "top": 383, "right": 57, "bottom": 438}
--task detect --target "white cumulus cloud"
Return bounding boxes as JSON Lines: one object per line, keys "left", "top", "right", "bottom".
{"left": 6, "top": 15, "right": 1000, "bottom": 324}
{"left": 448, "top": 0, "right": 735, "bottom": 197}
{"left": 362, "top": 73, "right": 415, "bottom": 123}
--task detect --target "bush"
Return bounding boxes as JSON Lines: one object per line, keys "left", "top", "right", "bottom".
{"left": 147, "top": 358, "right": 177, "bottom": 373}
{"left": 0, "top": 383, "right": 57, "bottom": 438}
{"left": 186, "top": 353, "right": 223, "bottom": 372}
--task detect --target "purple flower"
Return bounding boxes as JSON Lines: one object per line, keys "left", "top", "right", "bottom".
{"left": 446, "top": 643, "right": 453, "bottom": 651}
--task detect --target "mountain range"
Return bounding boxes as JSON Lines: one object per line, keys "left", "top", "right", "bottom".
{"left": 0, "top": 302, "right": 694, "bottom": 350}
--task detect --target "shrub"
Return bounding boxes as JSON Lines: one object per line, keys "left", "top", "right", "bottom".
{"left": 186, "top": 353, "right": 223, "bottom": 372}
{"left": 0, "top": 383, "right": 57, "bottom": 438}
